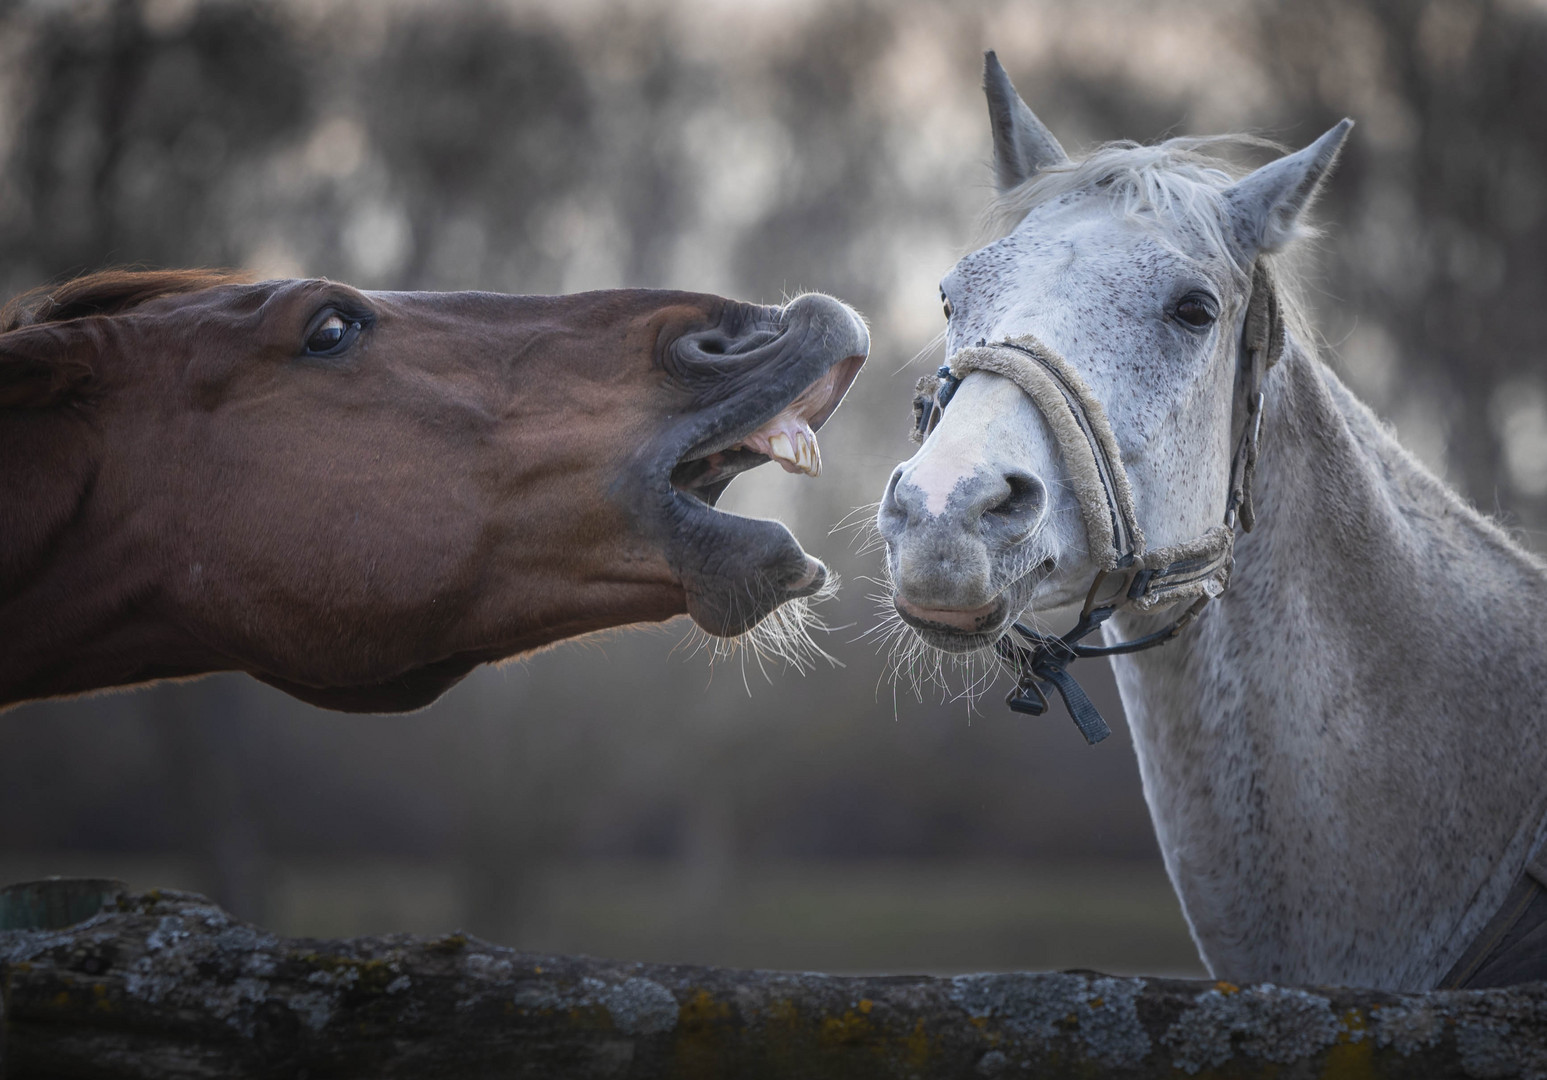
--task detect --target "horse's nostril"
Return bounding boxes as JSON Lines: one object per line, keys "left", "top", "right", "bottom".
{"left": 878, "top": 468, "right": 909, "bottom": 530}
{"left": 987, "top": 472, "right": 1045, "bottom": 526}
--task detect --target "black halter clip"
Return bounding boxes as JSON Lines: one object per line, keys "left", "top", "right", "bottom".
{"left": 998, "top": 609, "right": 1118, "bottom": 744}
{"left": 913, "top": 364, "right": 963, "bottom": 442}
{"left": 996, "top": 568, "right": 1204, "bottom": 745}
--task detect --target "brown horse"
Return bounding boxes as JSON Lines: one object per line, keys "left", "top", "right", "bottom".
{"left": 0, "top": 270, "right": 867, "bottom": 712}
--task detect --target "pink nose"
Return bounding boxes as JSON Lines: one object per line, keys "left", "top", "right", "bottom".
{"left": 893, "top": 594, "right": 1003, "bottom": 631}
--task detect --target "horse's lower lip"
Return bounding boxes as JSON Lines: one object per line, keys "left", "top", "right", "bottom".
{"left": 668, "top": 447, "right": 770, "bottom": 507}
{"left": 788, "top": 556, "right": 824, "bottom": 593}
{"left": 893, "top": 594, "right": 1008, "bottom": 634}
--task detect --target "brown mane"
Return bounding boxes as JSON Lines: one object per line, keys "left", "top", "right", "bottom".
{"left": 1, "top": 268, "right": 250, "bottom": 332}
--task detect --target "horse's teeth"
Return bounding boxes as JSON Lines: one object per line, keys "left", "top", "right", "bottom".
{"left": 796, "top": 431, "right": 822, "bottom": 477}
{"left": 769, "top": 432, "right": 797, "bottom": 467}
{"left": 747, "top": 416, "right": 822, "bottom": 477}
{"left": 806, "top": 432, "right": 823, "bottom": 476}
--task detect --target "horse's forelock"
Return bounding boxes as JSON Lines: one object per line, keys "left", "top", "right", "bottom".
{"left": 1, "top": 268, "right": 251, "bottom": 332}
{"left": 984, "top": 134, "right": 1277, "bottom": 234}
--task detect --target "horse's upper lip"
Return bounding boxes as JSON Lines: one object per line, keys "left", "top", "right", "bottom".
{"left": 668, "top": 351, "right": 865, "bottom": 506}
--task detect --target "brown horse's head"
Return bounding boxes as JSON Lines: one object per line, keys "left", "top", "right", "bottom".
{"left": 0, "top": 271, "right": 866, "bottom": 711}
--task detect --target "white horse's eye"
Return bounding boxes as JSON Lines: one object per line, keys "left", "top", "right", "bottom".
{"left": 941, "top": 294, "right": 953, "bottom": 321}
{"left": 1174, "top": 296, "right": 1216, "bottom": 329}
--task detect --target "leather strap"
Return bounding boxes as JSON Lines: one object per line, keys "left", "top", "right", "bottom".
{"left": 1228, "top": 262, "right": 1285, "bottom": 533}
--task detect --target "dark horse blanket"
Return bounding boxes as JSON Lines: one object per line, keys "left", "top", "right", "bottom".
{"left": 1443, "top": 850, "right": 1547, "bottom": 988}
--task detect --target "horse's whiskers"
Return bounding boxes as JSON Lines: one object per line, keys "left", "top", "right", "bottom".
{"left": 678, "top": 571, "right": 842, "bottom": 686}
{"left": 830, "top": 502, "right": 881, "bottom": 536}
{"left": 860, "top": 566, "right": 1013, "bottom": 711}
{"left": 832, "top": 502, "right": 889, "bottom": 559}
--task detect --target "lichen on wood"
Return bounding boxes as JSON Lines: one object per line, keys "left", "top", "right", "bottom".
{"left": 3, "top": 885, "right": 1547, "bottom": 1078}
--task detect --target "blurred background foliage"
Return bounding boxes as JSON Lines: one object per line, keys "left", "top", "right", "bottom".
{"left": 2, "top": 0, "right": 1544, "bottom": 977}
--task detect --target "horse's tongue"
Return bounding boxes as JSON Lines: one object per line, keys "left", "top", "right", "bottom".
{"left": 740, "top": 408, "right": 822, "bottom": 476}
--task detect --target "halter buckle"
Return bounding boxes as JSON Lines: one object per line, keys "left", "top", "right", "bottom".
{"left": 1080, "top": 565, "right": 1144, "bottom": 619}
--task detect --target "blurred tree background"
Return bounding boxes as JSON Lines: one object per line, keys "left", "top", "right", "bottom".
{"left": 2, "top": 0, "right": 1544, "bottom": 977}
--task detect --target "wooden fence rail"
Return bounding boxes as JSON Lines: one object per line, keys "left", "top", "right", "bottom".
{"left": 2, "top": 879, "right": 1546, "bottom": 1078}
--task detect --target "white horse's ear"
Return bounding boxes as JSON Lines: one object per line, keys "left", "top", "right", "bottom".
{"left": 1224, "top": 119, "right": 1354, "bottom": 255}
{"left": 984, "top": 51, "right": 1068, "bottom": 193}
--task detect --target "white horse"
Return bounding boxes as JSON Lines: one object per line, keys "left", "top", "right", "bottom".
{"left": 877, "top": 53, "right": 1547, "bottom": 992}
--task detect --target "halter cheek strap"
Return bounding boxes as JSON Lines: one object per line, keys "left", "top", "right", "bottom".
{"left": 909, "top": 261, "right": 1284, "bottom": 743}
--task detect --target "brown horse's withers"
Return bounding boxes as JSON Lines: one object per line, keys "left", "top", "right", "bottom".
{"left": 0, "top": 270, "right": 867, "bottom": 712}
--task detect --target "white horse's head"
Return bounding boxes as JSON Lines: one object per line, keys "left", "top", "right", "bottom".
{"left": 878, "top": 53, "right": 1350, "bottom": 655}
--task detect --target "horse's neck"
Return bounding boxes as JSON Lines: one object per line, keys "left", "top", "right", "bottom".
{"left": 1111, "top": 342, "right": 1547, "bottom": 991}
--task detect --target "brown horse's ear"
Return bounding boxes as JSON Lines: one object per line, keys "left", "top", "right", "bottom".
{"left": 0, "top": 323, "right": 96, "bottom": 409}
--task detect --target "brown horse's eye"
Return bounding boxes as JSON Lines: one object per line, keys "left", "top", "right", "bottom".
{"left": 305, "top": 313, "right": 358, "bottom": 355}
{"left": 1175, "top": 296, "right": 1215, "bottom": 329}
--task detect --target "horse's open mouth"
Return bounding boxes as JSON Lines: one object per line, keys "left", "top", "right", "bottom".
{"left": 637, "top": 292, "right": 869, "bottom": 639}
{"left": 668, "top": 356, "right": 864, "bottom": 508}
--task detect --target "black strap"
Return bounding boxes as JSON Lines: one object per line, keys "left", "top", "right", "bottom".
{"left": 999, "top": 607, "right": 1116, "bottom": 743}
{"left": 998, "top": 592, "right": 1207, "bottom": 745}
{"left": 1037, "top": 666, "right": 1111, "bottom": 744}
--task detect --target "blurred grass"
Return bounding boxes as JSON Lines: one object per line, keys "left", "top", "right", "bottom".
{"left": 0, "top": 856, "right": 1202, "bottom": 978}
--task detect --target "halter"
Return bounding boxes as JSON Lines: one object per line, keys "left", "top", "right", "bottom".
{"left": 910, "top": 262, "right": 1284, "bottom": 744}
